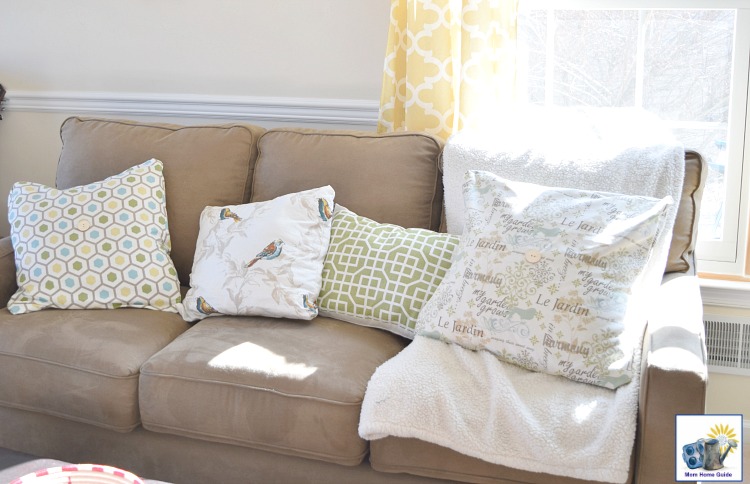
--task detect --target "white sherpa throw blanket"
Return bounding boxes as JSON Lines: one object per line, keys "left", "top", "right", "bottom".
{"left": 360, "top": 335, "right": 643, "bottom": 483}
{"left": 359, "top": 107, "right": 685, "bottom": 483}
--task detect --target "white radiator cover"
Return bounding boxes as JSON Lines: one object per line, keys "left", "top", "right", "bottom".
{"left": 704, "top": 314, "right": 750, "bottom": 375}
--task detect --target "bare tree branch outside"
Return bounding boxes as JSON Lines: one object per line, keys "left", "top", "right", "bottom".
{"left": 518, "top": 9, "right": 735, "bottom": 242}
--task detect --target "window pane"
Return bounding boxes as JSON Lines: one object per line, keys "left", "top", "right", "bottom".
{"left": 643, "top": 10, "right": 735, "bottom": 123}
{"left": 553, "top": 10, "right": 638, "bottom": 107}
{"left": 520, "top": 9, "right": 547, "bottom": 104}
{"left": 517, "top": 8, "right": 737, "bottom": 247}
{"left": 642, "top": 10, "right": 735, "bottom": 246}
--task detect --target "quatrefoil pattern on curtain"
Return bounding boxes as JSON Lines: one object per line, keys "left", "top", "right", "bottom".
{"left": 378, "top": 0, "right": 518, "bottom": 140}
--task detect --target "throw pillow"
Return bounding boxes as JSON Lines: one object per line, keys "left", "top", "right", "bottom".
{"left": 179, "top": 186, "right": 335, "bottom": 321}
{"left": 7, "top": 159, "right": 181, "bottom": 314}
{"left": 418, "top": 170, "right": 671, "bottom": 389}
{"left": 319, "top": 207, "right": 458, "bottom": 339}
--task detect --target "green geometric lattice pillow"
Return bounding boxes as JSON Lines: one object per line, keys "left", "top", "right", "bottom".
{"left": 319, "top": 206, "right": 458, "bottom": 339}
{"left": 7, "top": 159, "right": 181, "bottom": 314}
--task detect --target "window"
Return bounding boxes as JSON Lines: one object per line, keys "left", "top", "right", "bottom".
{"left": 517, "top": 0, "right": 750, "bottom": 276}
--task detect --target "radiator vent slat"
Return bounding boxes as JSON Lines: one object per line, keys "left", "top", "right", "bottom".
{"left": 705, "top": 314, "right": 750, "bottom": 375}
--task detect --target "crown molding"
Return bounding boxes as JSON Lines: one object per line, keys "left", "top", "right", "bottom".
{"left": 4, "top": 90, "right": 380, "bottom": 127}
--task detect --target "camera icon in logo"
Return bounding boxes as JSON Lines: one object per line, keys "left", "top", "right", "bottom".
{"left": 682, "top": 439, "right": 705, "bottom": 469}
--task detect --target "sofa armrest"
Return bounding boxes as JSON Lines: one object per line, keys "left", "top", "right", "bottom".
{"left": 635, "top": 272, "right": 707, "bottom": 484}
{"left": 0, "top": 236, "right": 17, "bottom": 308}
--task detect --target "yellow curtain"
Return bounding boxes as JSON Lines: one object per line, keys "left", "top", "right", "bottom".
{"left": 378, "top": 0, "right": 518, "bottom": 140}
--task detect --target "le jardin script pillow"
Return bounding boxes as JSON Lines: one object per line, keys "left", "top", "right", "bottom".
{"left": 418, "top": 170, "right": 671, "bottom": 389}
{"left": 7, "top": 159, "right": 181, "bottom": 314}
{"left": 179, "top": 186, "right": 335, "bottom": 322}
{"left": 319, "top": 206, "right": 458, "bottom": 339}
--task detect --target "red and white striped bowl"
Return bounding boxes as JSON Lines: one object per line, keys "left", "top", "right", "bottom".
{"left": 10, "top": 464, "right": 144, "bottom": 484}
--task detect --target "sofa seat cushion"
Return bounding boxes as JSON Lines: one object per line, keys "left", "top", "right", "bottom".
{"left": 369, "top": 437, "right": 632, "bottom": 484}
{"left": 0, "top": 308, "right": 189, "bottom": 432}
{"left": 138, "top": 316, "right": 408, "bottom": 466}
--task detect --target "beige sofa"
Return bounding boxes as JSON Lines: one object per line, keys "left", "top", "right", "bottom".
{"left": 0, "top": 117, "right": 707, "bottom": 483}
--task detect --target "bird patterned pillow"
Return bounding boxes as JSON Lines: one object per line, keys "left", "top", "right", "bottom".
{"left": 179, "top": 186, "right": 335, "bottom": 321}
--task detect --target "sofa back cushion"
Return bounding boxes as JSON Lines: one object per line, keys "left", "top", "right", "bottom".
{"left": 57, "top": 117, "right": 265, "bottom": 285}
{"left": 667, "top": 150, "right": 707, "bottom": 273}
{"left": 252, "top": 129, "right": 443, "bottom": 231}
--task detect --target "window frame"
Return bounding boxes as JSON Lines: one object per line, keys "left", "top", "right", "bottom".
{"left": 519, "top": 0, "right": 750, "bottom": 276}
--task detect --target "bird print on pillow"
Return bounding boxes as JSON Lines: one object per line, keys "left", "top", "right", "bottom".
{"left": 246, "top": 239, "right": 284, "bottom": 268}
{"left": 219, "top": 207, "right": 242, "bottom": 223}
{"left": 196, "top": 296, "right": 218, "bottom": 315}
{"left": 318, "top": 198, "right": 333, "bottom": 222}
{"left": 303, "top": 294, "right": 318, "bottom": 314}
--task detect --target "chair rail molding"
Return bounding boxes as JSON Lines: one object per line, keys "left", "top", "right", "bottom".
{"left": 4, "top": 90, "right": 380, "bottom": 127}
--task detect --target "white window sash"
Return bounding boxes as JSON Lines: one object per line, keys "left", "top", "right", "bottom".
{"left": 519, "top": 1, "right": 750, "bottom": 276}
{"left": 698, "top": 8, "right": 750, "bottom": 273}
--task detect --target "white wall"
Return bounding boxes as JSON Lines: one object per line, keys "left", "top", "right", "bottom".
{"left": 0, "top": 0, "right": 389, "bottom": 236}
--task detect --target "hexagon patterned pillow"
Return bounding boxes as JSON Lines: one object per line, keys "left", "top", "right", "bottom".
{"left": 7, "top": 159, "right": 181, "bottom": 314}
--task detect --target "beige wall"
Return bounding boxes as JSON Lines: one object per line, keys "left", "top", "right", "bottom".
{"left": 707, "top": 372, "right": 750, "bottom": 415}
{"left": 0, "top": 0, "right": 388, "bottom": 98}
{"left": 703, "top": 305, "right": 750, "bottom": 421}
{"left": 0, "top": 112, "right": 67, "bottom": 203}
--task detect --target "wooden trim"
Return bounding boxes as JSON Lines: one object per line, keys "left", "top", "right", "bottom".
{"left": 699, "top": 272, "right": 750, "bottom": 283}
